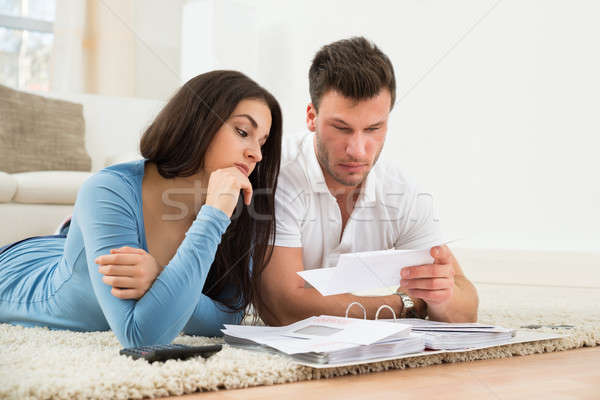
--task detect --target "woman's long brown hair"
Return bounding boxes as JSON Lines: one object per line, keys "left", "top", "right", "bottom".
{"left": 139, "top": 70, "right": 282, "bottom": 316}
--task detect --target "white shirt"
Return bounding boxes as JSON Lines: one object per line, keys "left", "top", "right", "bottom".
{"left": 273, "top": 132, "right": 444, "bottom": 271}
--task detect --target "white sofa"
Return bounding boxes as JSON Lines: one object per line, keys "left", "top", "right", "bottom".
{"left": 0, "top": 92, "right": 165, "bottom": 246}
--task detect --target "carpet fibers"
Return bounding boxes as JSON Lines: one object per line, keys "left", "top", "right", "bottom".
{"left": 1, "top": 283, "right": 598, "bottom": 400}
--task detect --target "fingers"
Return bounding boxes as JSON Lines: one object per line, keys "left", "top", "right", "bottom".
{"left": 95, "top": 253, "right": 141, "bottom": 266}
{"left": 228, "top": 167, "right": 253, "bottom": 205}
{"left": 98, "top": 264, "right": 137, "bottom": 277}
{"left": 401, "top": 263, "right": 454, "bottom": 279}
{"left": 404, "top": 288, "right": 453, "bottom": 305}
{"left": 110, "top": 287, "right": 143, "bottom": 300}
{"left": 110, "top": 247, "right": 146, "bottom": 255}
{"left": 101, "top": 275, "right": 137, "bottom": 288}
{"left": 230, "top": 166, "right": 253, "bottom": 206}
{"left": 430, "top": 245, "right": 452, "bottom": 264}
{"left": 400, "top": 277, "right": 454, "bottom": 291}
{"left": 241, "top": 180, "right": 253, "bottom": 206}
{"left": 96, "top": 249, "right": 161, "bottom": 301}
{"left": 400, "top": 247, "right": 456, "bottom": 307}
{"left": 206, "top": 167, "right": 254, "bottom": 215}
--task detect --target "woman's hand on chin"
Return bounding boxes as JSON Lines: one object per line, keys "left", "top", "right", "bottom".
{"left": 205, "top": 167, "right": 253, "bottom": 217}
{"left": 95, "top": 247, "right": 163, "bottom": 300}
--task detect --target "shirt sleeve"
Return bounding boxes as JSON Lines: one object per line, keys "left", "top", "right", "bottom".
{"left": 75, "top": 171, "right": 232, "bottom": 347}
{"left": 271, "top": 183, "right": 304, "bottom": 248}
{"left": 394, "top": 187, "right": 445, "bottom": 250}
{"left": 182, "top": 292, "right": 243, "bottom": 337}
{"left": 183, "top": 244, "right": 251, "bottom": 336}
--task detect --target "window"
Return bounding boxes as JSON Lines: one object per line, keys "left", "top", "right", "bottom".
{"left": 0, "top": 0, "right": 55, "bottom": 91}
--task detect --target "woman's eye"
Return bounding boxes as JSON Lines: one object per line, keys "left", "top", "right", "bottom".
{"left": 236, "top": 128, "right": 248, "bottom": 137}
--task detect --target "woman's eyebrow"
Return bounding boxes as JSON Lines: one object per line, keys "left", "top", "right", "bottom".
{"left": 232, "top": 114, "right": 258, "bottom": 128}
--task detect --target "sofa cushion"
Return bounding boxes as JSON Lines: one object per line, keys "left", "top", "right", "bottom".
{"left": 12, "top": 171, "right": 92, "bottom": 204}
{"left": 0, "top": 172, "right": 17, "bottom": 203}
{"left": 0, "top": 84, "right": 92, "bottom": 173}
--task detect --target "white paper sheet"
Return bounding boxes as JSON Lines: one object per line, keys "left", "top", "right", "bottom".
{"left": 297, "top": 247, "right": 436, "bottom": 296}
{"left": 223, "top": 315, "right": 411, "bottom": 354}
{"left": 379, "top": 318, "right": 514, "bottom": 333}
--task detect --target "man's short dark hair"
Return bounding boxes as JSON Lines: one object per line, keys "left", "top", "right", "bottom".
{"left": 309, "top": 36, "right": 396, "bottom": 110}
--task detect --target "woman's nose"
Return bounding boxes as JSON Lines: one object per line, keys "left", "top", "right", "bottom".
{"left": 245, "top": 143, "right": 262, "bottom": 163}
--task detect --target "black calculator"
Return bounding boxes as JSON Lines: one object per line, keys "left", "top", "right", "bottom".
{"left": 119, "top": 343, "right": 222, "bottom": 363}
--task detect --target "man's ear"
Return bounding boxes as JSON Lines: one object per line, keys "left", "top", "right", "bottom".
{"left": 306, "top": 103, "right": 317, "bottom": 132}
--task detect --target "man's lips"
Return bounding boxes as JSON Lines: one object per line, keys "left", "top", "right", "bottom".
{"left": 234, "top": 163, "right": 250, "bottom": 175}
{"left": 338, "top": 163, "right": 368, "bottom": 172}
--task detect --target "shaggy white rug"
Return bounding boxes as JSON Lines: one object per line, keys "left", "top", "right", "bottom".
{"left": 1, "top": 283, "right": 598, "bottom": 400}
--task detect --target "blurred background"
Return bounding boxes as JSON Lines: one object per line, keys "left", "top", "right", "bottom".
{"left": 1, "top": 0, "right": 599, "bottom": 254}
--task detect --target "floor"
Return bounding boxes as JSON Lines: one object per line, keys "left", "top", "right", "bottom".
{"left": 168, "top": 346, "right": 600, "bottom": 400}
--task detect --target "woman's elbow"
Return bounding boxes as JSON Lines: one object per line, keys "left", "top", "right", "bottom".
{"left": 116, "top": 325, "right": 174, "bottom": 348}
{"left": 182, "top": 312, "right": 241, "bottom": 337}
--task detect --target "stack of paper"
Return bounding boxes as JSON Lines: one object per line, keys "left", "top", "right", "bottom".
{"left": 222, "top": 315, "right": 425, "bottom": 365}
{"left": 223, "top": 316, "right": 563, "bottom": 368}
{"left": 383, "top": 318, "right": 516, "bottom": 350}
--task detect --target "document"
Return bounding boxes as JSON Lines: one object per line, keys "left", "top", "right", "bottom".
{"left": 297, "top": 247, "right": 437, "bottom": 296}
{"left": 222, "top": 315, "right": 421, "bottom": 364}
{"left": 389, "top": 318, "right": 515, "bottom": 333}
{"left": 223, "top": 315, "right": 411, "bottom": 354}
{"left": 380, "top": 318, "right": 516, "bottom": 350}
{"left": 223, "top": 315, "right": 564, "bottom": 368}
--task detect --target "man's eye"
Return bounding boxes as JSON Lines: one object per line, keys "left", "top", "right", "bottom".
{"left": 236, "top": 128, "right": 248, "bottom": 137}
{"left": 366, "top": 127, "right": 380, "bottom": 132}
{"left": 334, "top": 126, "right": 351, "bottom": 132}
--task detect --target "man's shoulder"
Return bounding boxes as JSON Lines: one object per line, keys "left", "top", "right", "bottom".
{"left": 281, "top": 132, "right": 308, "bottom": 163}
{"left": 278, "top": 132, "right": 313, "bottom": 190}
{"left": 280, "top": 131, "right": 312, "bottom": 167}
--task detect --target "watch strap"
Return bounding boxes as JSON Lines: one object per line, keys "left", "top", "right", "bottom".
{"left": 395, "top": 291, "right": 428, "bottom": 319}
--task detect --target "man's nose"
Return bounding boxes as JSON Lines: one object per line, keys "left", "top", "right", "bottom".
{"left": 345, "top": 134, "right": 367, "bottom": 160}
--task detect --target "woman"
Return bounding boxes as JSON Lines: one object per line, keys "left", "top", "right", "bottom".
{"left": 0, "top": 70, "right": 282, "bottom": 347}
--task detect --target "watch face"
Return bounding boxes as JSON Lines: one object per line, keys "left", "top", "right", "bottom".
{"left": 400, "top": 294, "right": 414, "bottom": 308}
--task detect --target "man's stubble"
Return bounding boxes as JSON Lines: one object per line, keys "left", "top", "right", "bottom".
{"left": 314, "top": 126, "right": 383, "bottom": 188}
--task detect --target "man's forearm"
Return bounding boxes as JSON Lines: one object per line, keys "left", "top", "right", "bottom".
{"left": 426, "top": 275, "right": 479, "bottom": 322}
{"left": 264, "top": 288, "right": 403, "bottom": 326}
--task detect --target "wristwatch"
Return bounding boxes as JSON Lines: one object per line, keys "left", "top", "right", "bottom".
{"left": 395, "top": 291, "right": 427, "bottom": 319}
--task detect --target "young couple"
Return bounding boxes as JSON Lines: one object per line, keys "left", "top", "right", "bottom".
{"left": 0, "top": 37, "right": 478, "bottom": 348}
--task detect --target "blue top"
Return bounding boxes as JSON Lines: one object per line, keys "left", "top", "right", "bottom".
{"left": 0, "top": 160, "right": 243, "bottom": 347}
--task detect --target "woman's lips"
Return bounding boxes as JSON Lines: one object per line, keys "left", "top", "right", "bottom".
{"left": 235, "top": 163, "right": 249, "bottom": 175}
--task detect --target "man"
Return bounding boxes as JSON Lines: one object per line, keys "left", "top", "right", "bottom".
{"left": 259, "top": 37, "right": 478, "bottom": 325}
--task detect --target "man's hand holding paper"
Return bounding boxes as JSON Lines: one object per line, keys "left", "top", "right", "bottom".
{"left": 400, "top": 245, "right": 456, "bottom": 306}
{"left": 296, "top": 242, "right": 478, "bottom": 322}
{"left": 297, "top": 242, "right": 452, "bottom": 296}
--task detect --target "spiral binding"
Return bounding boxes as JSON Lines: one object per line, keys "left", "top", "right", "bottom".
{"left": 344, "top": 301, "right": 397, "bottom": 321}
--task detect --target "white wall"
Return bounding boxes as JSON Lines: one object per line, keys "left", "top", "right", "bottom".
{"left": 52, "top": 0, "right": 183, "bottom": 99}
{"left": 132, "top": 0, "right": 182, "bottom": 99}
{"left": 178, "top": 0, "right": 600, "bottom": 253}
